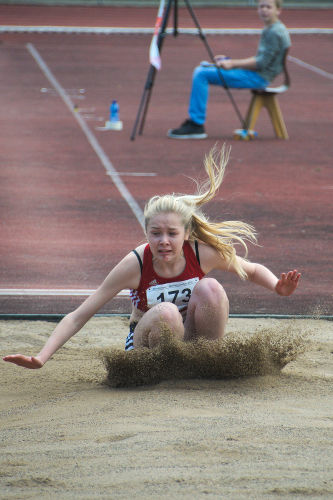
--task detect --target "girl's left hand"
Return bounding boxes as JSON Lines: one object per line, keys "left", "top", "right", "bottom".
{"left": 275, "top": 270, "right": 301, "bottom": 296}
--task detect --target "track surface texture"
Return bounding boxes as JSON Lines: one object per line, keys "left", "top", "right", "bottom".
{"left": 0, "top": 6, "right": 332, "bottom": 315}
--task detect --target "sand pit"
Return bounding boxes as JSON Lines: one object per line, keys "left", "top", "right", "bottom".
{"left": 1, "top": 317, "right": 332, "bottom": 499}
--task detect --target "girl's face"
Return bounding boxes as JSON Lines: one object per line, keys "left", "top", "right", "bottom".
{"left": 258, "top": 0, "right": 280, "bottom": 26}
{"left": 146, "top": 212, "right": 189, "bottom": 263}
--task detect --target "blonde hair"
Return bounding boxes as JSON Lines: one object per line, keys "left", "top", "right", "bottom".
{"left": 144, "top": 145, "right": 257, "bottom": 279}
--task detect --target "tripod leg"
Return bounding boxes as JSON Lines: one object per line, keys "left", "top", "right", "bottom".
{"left": 138, "top": 66, "right": 157, "bottom": 135}
{"left": 130, "top": 65, "right": 156, "bottom": 141}
{"left": 173, "top": 0, "right": 178, "bottom": 36}
{"left": 183, "top": 0, "right": 246, "bottom": 129}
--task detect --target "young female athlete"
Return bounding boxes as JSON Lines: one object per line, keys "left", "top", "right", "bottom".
{"left": 3, "top": 145, "right": 300, "bottom": 369}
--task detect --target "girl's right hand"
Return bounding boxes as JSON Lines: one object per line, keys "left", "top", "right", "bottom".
{"left": 3, "top": 354, "right": 44, "bottom": 369}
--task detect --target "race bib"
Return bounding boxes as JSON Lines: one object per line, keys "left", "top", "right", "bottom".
{"left": 146, "top": 277, "right": 199, "bottom": 311}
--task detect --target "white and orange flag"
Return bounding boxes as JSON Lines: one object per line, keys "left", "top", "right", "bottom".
{"left": 149, "top": 0, "right": 165, "bottom": 70}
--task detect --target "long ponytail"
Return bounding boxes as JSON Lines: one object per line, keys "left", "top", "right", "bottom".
{"left": 144, "top": 145, "right": 257, "bottom": 279}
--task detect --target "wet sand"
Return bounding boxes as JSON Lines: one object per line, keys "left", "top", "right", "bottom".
{"left": 1, "top": 317, "right": 332, "bottom": 499}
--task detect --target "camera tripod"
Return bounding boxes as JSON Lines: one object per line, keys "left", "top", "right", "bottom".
{"left": 130, "top": 0, "right": 245, "bottom": 141}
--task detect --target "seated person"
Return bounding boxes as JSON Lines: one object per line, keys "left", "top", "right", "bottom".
{"left": 168, "top": 0, "right": 290, "bottom": 139}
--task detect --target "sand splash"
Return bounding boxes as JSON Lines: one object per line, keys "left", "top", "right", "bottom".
{"left": 102, "top": 325, "right": 307, "bottom": 387}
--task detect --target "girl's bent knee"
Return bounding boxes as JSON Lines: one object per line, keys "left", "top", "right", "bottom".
{"left": 150, "top": 303, "right": 183, "bottom": 347}
{"left": 154, "top": 302, "right": 182, "bottom": 328}
{"left": 194, "top": 278, "right": 229, "bottom": 305}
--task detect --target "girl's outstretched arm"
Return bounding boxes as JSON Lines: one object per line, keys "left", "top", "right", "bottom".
{"left": 242, "top": 260, "right": 301, "bottom": 296}
{"left": 3, "top": 310, "right": 97, "bottom": 369}
{"left": 197, "top": 244, "right": 301, "bottom": 296}
{"left": 3, "top": 250, "right": 142, "bottom": 369}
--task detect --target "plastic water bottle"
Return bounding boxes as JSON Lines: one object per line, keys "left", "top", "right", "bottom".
{"left": 110, "top": 100, "right": 119, "bottom": 122}
{"left": 104, "top": 100, "right": 123, "bottom": 130}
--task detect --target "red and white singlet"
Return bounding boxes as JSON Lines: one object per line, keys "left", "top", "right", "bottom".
{"left": 130, "top": 241, "right": 205, "bottom": 313}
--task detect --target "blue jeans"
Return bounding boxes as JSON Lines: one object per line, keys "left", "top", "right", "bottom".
{"left": 188, "top": 62, "right": 269, "bottom": 125}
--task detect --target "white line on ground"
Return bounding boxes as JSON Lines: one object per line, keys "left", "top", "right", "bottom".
{"left": 104, "top": 172, "right": 156, "bottom": 176}
{"left": 288, "top": 55, "right": 333, "bottom": 80}
{"left": 0, "top": 289, "right": 130, "bottom": 297}
{"left": 2, "top": 26, "right": 333, "bottom": 35}
{"left": 26, "top": 43, "right": 145, "bottom": 228}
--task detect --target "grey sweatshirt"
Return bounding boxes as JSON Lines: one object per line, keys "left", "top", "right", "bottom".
{"left": 255, "top": 20, "right": 291, "bottom": 82}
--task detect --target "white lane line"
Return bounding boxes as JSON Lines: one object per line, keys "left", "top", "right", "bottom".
{"left": 26, "top": 42, "right": 145, "bottom": 228}
{"left": 105, "top": 172, "right": 156, "bottom": 177}
{"left": 0, "top": 289, "right": 130, "bottom": 297}
{"left": 288, "top": 55, "right": 333, "bottom": 81}
{"left": 2, "top": 26, "right": 333, "bottom": 35}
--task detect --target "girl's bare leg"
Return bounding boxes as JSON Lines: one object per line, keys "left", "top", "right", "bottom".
{"left": 133, "top": 303, "right": 184, "bottom": 349}
{"left": 184, "top": 278, "right": 229, "bottom": 341}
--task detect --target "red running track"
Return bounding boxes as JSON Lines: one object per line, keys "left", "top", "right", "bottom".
{"left": 1, "top": 5, "right": 333, "bottom": 29}
{"left": 0, "top": 6, "right": 332, "bottom": 316}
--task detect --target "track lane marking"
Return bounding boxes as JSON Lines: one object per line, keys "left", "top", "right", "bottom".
{"left": 2, "top": 26, "right": 333, "bottom": 35}
{"left": 288, "top": 55, "right": 333, "bottom": 80}
{"left": 26, "top": 42, "right": 145, "bottom": 228}
{"left": 0, "top": 289, "right": 130, "bottom": 297}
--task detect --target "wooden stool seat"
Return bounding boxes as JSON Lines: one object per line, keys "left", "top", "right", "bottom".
{"left": 244, "top": 87, "right": 289, "bottom": 139}
{"left": 234, "top": 48, "right": 291, "bottom": 140}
